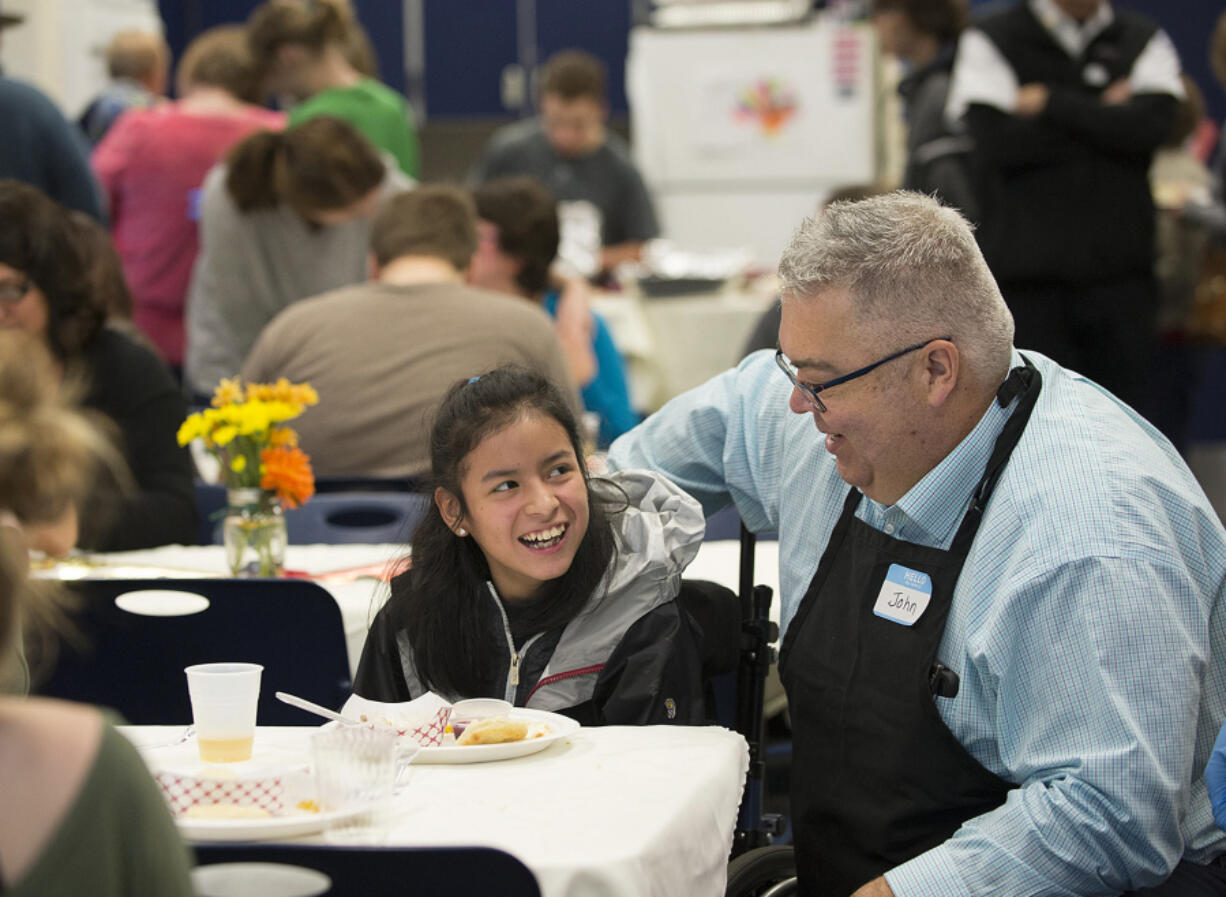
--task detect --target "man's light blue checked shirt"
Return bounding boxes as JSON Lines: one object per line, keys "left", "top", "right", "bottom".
{"left": 608, "top": 348, "right": 1226, "bottom": 896}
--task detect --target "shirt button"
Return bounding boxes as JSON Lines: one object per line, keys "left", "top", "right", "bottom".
{"left": 884, "top": 523, "right": 895, "bottom": 534}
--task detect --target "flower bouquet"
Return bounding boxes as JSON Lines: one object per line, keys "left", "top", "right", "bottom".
{"left": 178, "top": 378, "right": 318, "bottom": 576}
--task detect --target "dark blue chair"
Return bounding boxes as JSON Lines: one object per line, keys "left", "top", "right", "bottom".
{"left": 313, "top": 475, "right": 426, "bottom": 493}
{"left": 283, "top": 492, "right": 432, "bottom": 544}
{"left": 191, "top": 844, "right": 541, "bottom": 897}
{"left": 34, "top": 579, "right": 351, "bottom": 725}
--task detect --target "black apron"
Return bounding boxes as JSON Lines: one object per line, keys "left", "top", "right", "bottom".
{"left": 779, "top": 359, "right": 1040, "bottom": 897}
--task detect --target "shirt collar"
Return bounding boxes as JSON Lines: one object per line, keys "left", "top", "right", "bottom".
{"left": 1030, "top": 0, "right": 1114, "bottom": 58}
{"left": 865, "top": 349, "right": 1024, "bottom": 548}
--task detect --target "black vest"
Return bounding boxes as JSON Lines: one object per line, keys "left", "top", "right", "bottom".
{"left": 971, "top": 5, "right": 1170, "bottom": 286}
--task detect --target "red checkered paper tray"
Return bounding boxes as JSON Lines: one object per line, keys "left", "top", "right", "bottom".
{"left": 341, "top": 692, "right": 452, "bottom": 747}
{"left": 147, "top": 743, "right": 312, "bottom": 816}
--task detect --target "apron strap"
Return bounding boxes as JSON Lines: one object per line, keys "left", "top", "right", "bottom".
{"left": 951, "top": 357, "right": 1042, "bottom": 555}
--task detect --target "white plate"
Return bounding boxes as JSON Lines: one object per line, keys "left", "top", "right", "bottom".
{"left": 412, "top": 708, "right": 579, "bottom": 765}
{"left": 178, "top": 804, "right": 373, "bottom": 842}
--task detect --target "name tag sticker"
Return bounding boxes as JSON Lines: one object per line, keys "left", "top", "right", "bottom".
{"left": 873, "top": 564, "right": 932, "bottom": 626}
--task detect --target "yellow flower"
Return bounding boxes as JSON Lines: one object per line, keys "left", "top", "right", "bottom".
{"left": 180, "top": 378, "right": 317, "bottom": 500}
{"left": 212, "top": 377, "right": 245, "bottom": 409}
{"left": 245, "top": 378, "right": 318, "bottom": 410}
{"left": 263, "top": 400, "right": 302, "bottom": 424}
{"left": 212, "top": 424, "right": 239, "bottom": 447}
{"left": 176, "top": 414, "right": 205, "bottom": 447}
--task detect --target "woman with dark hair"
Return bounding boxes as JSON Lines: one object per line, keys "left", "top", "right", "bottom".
{"left": 184, "top": 115, "right": 408, "bottom": 395}
{"left": 0, "top": 179, "right": 196, "bottom": 551}
{"left": 353, "top": 366, "right": 705, "bottom": 725}
{"left": 91, "top": 25, "right": 286, "bottom": 374}
{"left": 0, "top": 330, "right": 194, "bottom": 896}
{"left": 247, "top": 0, "right": 418, "bottom": 178}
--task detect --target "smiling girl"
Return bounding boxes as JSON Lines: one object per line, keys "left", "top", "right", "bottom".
{"left": 353, "top": 367, "right": 706, "bottom": 725}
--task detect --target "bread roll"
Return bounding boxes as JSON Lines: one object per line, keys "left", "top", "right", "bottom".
{"left": 455, "top": 716, "right": 529, "bottom": 746}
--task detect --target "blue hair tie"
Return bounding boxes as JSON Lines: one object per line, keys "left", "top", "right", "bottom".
{"left": 467, "top": 376, "right": 480, "bottom": 384}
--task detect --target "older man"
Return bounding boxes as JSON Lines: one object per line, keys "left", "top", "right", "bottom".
{"left": 608, "top": 192, "right": 1226, "bottom": 896}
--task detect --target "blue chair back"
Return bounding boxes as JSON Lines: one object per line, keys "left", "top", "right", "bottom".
{"left": 283, "top": 492, "right": 431, "bottom": 545}
{"left": 314, "top": 475, "right": 426, "bottom": 493}
{"left": 34, "top": 579, "right": 351, "bottom": 725}
{"left": 192, "top": 844, "right": 541, "bottom": 897}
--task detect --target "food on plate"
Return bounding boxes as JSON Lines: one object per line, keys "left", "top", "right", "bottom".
{"left": 183, "top": 803, "right": 271, "bottom": 820}
{"left": 456, "top": 717, "right": 528, "bottom": 745}
{"left": 455, "top": 716, "right": 552, "bottom": 746}
{"left": 296, "top": 799, "right": 321, "bottom": 813}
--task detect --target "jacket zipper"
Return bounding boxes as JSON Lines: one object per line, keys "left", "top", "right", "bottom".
{"left": 486, "top": 581, "right": 544, "bottom": 703}
{"left": 525, "top": 664, "right": 606, "bottom": 703}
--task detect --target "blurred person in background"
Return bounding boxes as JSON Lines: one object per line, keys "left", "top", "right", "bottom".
{"left": 184, "top": 117, "right": 408, "bottom": 396}
{"left": 92, "top": 26, "right": 286, "bottom": 378}
{"left": 241, "top": 185, "right": 578, "bottom": 478}
{"left": 871, "top": 0, "right": 977, "bottom": 221}
{"left": 471, "top": 176, "right": 638, "bottom": 447}
{"left": 247, "top": 0, "right": 419, "bottom": 178}
{"left": 470, "top": 50, "right": 659, "bottom": 280}
{"left": 947, "top": 0, "right": 1183, "bottom": 416}
{"left": 1184, "top": 13, "right": 1226, "bottom": 241}
{"left": 0, "top": 180, "right": 196, "bottom": 551}
{"left": 1147, "top": 74, "right": 1216, "bottom": 451}
{"left": 0, "top": 329, "right": 195, "bottom": 896}
{"left": 77, "top": 29, "right": 169, "bottom": 148}
{"left": 0, "top": 5, "right": 102, "bottom": 221}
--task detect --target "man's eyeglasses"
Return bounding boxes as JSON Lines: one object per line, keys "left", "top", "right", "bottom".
{"left": 775, "top": 337, "right": 952, "bottom": 413}
{"left": 0, "top": 278, "right": 31, "bottom": 307}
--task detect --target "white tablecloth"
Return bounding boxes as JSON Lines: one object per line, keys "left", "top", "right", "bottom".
{"left": 121, "top": 723, "right": 750, "bottom": 897}
{"left": 592, "top": 285, "right": 776, "bottom": 412}
{"left": 53, "top": 540, "right": 782, "bottom": 677}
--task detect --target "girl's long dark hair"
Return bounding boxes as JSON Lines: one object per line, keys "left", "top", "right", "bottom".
{"left": 389, "top": 367, "right": 619, "bottom": 698}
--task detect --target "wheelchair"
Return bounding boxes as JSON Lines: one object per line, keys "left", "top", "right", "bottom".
{"left": 681, "top": 521, "right": 799, "bottom": 897}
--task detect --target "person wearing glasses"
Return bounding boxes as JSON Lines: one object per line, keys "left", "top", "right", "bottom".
{"left": 607, "top": 191, "right": 1226, "bottom": 896}
{"left": 0, "top": 180, "right": 196, "bottom": 552}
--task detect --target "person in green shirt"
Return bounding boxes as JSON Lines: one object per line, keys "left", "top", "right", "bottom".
{"left": 247, "top": 0, "right": 420, "bottom": 179}
{"left": 0, "top": 331, "right": 195, "bottom": 897}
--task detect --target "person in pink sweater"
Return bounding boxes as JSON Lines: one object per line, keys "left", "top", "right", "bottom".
{"left": 92, "top": 26, "right": 285, "bottom": 372}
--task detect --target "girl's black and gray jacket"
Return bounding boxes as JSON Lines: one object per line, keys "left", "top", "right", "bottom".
{"left": 353, "top": 469, "right": 707, "bottom": 726}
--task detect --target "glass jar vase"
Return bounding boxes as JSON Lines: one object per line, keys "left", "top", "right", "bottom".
{"left": 222, "top": 488, "right": 287, "bottom": 577}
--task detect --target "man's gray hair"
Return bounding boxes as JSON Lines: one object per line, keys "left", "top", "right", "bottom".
{"left": 777, "top": 191, "right": 1014, "bottom": 388}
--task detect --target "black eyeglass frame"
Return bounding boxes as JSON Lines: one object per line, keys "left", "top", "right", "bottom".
{"left": 775, "top": 336, "right": 952, "bottom": 413}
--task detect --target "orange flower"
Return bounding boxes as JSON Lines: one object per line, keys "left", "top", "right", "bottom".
{"left": 260, "top": 446, "right": 315, "bottom": 509}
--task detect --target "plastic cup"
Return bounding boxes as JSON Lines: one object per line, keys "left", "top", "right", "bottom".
{"left": 311, "top": 726, "right": 399, "bottom": 840}
{"left": 184, "top": 662, "right": 263, "bottom": 763}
